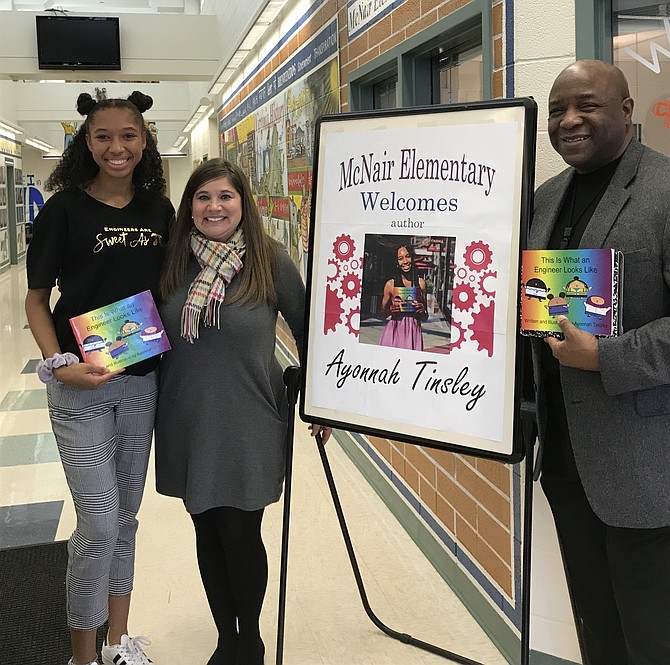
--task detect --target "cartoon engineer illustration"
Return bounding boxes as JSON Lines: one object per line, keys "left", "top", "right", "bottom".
{"left": 584, "top": 294, "right": 612, "bottom": 318}
{"left": 564, "top": 275, "right": 591, "bottom": 298}
{"left": 523, "top": 277, "right": 549, "bottom": 301}
{"left": 546, "top": 292, "right": 570, "bottom": 317}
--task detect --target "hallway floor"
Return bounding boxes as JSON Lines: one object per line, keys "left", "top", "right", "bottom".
{"left": 0, "top": 262, "right": 508, "bottom": 665}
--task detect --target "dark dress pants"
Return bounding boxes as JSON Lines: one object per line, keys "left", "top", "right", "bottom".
{"left": 539, "top": 376, "right": 670, "bottom": 665}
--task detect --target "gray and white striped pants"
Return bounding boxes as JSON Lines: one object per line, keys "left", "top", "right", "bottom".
{"left": 47, "top": 372, "right": 157, "bottom": 630}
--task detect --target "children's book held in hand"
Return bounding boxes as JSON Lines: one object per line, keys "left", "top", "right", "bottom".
{"left": 70, "top": 290, "right": 171, "bottom": 370}
{"left": 392, "top": 286, "right": 422, "bottom": 313}
{"left": 520, "top": 249, "right": 622, "bottom": 338}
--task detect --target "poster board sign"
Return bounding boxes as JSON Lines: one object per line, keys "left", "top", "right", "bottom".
{"left": 300, "top": 100, "right": 536, "bottom": 462}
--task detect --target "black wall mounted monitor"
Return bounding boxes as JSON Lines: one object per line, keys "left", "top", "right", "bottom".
{"left": 36, "top": 16, "right": 121, "bottom": 71}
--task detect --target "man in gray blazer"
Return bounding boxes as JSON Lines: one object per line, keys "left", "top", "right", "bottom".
{"left": 531, "top": 60, "right": 670, "bottom": 664}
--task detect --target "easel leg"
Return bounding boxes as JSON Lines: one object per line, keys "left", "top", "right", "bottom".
{"left": 278, "top": 370, "right": 535, "bottom": 665}
{"left": 276, "top": 366, "right": 300, "bottom": 665}
{"left": 520, "top": 406, "right": 537, "bottom": 665}
{"left": 314, "top": 434, "right": 486, "bottom": 665}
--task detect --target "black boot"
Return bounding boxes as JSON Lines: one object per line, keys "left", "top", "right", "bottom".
{"left": 207, "top": 633, "right": 239, "bottom": 665}
{"left": 234, "top": 636, "right": 264, "bottom": 665}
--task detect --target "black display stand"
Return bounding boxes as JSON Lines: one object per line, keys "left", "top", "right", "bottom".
{"left": 276, "top": 365, "right": 537, "bottom": 665}
{"left": 275, "top": 365, "right": 300, "bottom": 665}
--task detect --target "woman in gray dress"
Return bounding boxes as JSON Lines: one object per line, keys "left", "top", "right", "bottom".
{"left": 155, "top": 159, "right": 329, "bottom": 665}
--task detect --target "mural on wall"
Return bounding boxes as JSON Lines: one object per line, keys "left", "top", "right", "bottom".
{"left": 24, "top": 174, "right": 46, "bottom": 223}
{"left": 60, "top": 89, "right": 110, "bottom": 153}
{"left": 61, "top": 121, "right": 77, "bottom": 151}
{"left": 219, "top": 20, "right": 339, "bottom": 279}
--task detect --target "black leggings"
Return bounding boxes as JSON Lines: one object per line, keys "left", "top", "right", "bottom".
{"left": 191, "top": 506, "right": 267, "bottom": 664}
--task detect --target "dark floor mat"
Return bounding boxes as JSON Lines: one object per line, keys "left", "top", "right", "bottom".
{"left": 0, "top": 540, "right": 107, "bottom": 665}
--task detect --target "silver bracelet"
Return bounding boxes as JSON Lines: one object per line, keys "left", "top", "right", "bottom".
{"left": 37, "top": 352, "right": 80, "bottom": 384}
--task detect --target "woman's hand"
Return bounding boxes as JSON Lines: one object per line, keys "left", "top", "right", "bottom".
{"left": 309, "top": 423, "right": 333, "bottom": 445}
{"left": 53, "top": 363, "right": 123, "bottom": 389}
{"left": 413, "top": 299, "right": 429, "bottom": 321}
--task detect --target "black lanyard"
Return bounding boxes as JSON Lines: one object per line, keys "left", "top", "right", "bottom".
{"left": 559, "top": 178, "right": 611, "bottom": 249}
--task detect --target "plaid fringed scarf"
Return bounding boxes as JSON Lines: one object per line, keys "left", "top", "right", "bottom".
{"left": 181, "top": 227, "right": 246, "bottom": 343}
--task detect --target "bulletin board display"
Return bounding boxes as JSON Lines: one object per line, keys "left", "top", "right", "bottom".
{"left": 300, "top": 99, "right": 537, "bottom": 462}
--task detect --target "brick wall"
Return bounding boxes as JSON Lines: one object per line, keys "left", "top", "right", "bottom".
{"left": 219, "top": 0, "right": 505, "bottom": 118}
{"left": 337, "top": 0, "right": 506, "bottom": 110}
{"left": 369, "top": 436, "right": 513, "bottom": 596}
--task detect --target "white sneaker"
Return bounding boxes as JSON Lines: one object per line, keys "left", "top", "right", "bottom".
{"left": 101, "top": 634, "right": 153, "bottom": 665}
{"left": 67, "top": 659, "right": 100, "bottom": 665}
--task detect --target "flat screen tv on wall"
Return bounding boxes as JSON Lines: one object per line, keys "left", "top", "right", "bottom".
{"left": 36, "top": 16, "right": 121, "bottom": 71}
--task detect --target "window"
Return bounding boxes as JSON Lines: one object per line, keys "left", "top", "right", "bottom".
{"left": 407, "top": 17, "right": 484, "bottom": 107}
{"left": 373, "top": 76, "right": 398, "bottom": 109}
{"left": 612, "top": 2, "right": 670, "bottom": 155}
{"left": 348, "top": 60, "right": 398, "bottom": 112}
{"left": 348, "top": 0, "right": 491, "bottom": 111}
{"left": 432, "top": 43, "right": 483, "bottom": 104}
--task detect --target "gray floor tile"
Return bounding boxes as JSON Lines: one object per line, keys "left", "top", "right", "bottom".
{"left": 21, "top": 359, "right": 41, "bottom": 374}
{"left": 0, "top": 432, "right": 59, "bottom": 467}
{"left": 0, "top": 500, "right": 64, "bottom": 548}
{"left": 0, "top": 389, "right": 47, "bottom": 411}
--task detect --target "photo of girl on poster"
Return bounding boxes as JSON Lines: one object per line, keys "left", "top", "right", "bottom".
{"left": 360, "top": 235, "right": 456, "bottom": 354}
{"left": 378, "top": 243, "right": 428, "bottom": 350}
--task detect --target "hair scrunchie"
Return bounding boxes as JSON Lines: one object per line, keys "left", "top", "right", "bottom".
{"left": 37, "top": 352, "right": 80, "bottom": 384}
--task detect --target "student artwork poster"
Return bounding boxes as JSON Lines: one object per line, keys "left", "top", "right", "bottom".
{"left": 302, "top": 104, "right": 532, "bottom": 457}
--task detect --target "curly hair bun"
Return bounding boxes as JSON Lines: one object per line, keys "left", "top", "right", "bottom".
{"left": 76, "top": 93, "right": 97, "bottom": 116}
{"left": 127, "top": 91, "right": 153, "bottom": 113}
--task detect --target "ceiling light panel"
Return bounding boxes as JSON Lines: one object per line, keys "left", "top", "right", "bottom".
{"left": 240, "top": 24, "right": 269, "bottom": 50}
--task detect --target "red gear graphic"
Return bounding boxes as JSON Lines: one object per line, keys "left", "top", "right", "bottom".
{"left": 456, "top": 267, "right": 468, "bottom": 280}
{"left": 345, "top": 306, "right": 360, "bottom": 337}
{"left": 450, "top": 319, "right": 467, "bottom": 350}
{"left": 324, "top": 284, "right": 344, "bottom": 334}
{"left": 463, "top": 240, "right": 493, "bottom": 272}
{"left": 453, "top": 282, "right": 477, "bottom": 312}
{"left": 340, "top": 272, "right": 362, "bottom": 299}
{"left": 479, "top": 270, "right": 497, "bottom": 298}
{"left": 469, "top": 300, "right": 495, "bottom": 357}
{"left": 333, "top": 234, "right": 356, "bottom": 261}
{"left": 327, "top": 258, "right": 341, "bottom": 282}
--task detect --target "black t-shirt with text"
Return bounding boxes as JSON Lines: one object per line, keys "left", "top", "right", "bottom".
{"left": 27, "top": 188, "right": 174, "bottom": 375}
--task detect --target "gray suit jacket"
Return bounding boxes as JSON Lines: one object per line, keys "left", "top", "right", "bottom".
{"left": 530, "top": 139, "right": 670, "bottom": 528}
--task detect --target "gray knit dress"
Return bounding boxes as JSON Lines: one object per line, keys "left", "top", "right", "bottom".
{"left": 154, "top": 250, "right": 305, "bottom": 514}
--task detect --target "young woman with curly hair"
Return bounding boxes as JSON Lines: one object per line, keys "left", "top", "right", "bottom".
{"left": 25, "top": 91, "right": 174, "bottom": 665}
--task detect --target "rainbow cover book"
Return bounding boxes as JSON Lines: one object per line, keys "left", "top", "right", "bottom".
{"left": 69, "top": 290, "right": 171, "bottom": 370}
{"left": 520, "top": 249, "right": 623, "bottom": 338}
{"left": 392, "top": 286, "right": 422, "bottom": 313}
